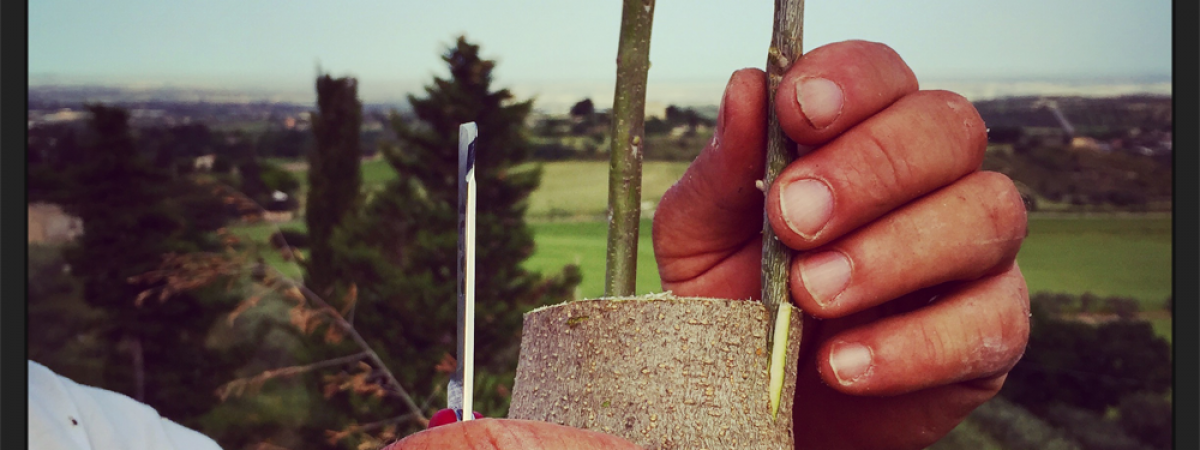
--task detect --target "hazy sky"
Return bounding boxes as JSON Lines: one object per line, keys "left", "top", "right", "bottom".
{"left": 29, "top": 0, "right": 1172, "bottom": 107}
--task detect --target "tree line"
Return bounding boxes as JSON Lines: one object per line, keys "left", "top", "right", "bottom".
{"left": 28, "top": 36, "right": 580, "bottom": 449}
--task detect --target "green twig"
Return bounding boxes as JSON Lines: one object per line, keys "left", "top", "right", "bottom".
{"left": 605, "top": 0, "right": 656, "bottom": 297}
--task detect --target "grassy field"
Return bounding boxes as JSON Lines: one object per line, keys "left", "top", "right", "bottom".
{"left": 1018, "top": 214, "right": 1172, "bottom": 306}
{"left": 525, "top": 161, "right": 689, "bottom": 219}
{"left": 227, "top": 219, "right": 308, "bottom": 281}
{"left": 524, "top": 219, "right": 662, "bottom": 299}
{"left": 360, "top": 157, "right": 396, "bottom": 187}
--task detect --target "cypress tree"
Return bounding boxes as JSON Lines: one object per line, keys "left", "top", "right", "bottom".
{"left": 306, "top": 75, "right": 363, "bottom": 298}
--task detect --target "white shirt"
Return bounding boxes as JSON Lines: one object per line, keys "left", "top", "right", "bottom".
{"left": 28, "top": 361, "right": 223, "bottom": 450}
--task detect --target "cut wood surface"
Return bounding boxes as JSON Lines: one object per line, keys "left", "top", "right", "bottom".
{"left": 509, "top": 295, "right": 803, "bottom": 450}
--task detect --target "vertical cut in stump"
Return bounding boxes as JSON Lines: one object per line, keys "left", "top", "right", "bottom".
{"left": 509, "top": 295, "right": 803, "bottom": 450}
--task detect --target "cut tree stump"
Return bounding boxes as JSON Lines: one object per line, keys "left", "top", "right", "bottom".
{"left": 509, "top": 294, "right": 803, "bottom": 450}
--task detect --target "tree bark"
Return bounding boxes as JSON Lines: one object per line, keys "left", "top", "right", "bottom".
{"left": 509, "top": 296, "right": 803, "bottom": 450}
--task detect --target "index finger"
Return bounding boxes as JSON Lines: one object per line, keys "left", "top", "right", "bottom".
{"left": 775, "top": 40, "right": 918, "bottom": 146}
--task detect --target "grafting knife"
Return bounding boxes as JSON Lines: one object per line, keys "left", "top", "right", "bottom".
{"left": 449, "top": 122, "right": 478, "bottom": 421}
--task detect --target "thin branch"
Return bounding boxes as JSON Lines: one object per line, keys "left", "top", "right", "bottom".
{"left": 761, "top": 0, "right": 807, "bottom": 327}
{"left": 273, "top": 352, "right": 370, "bottom": 376}
{"left": 218, "top": 352, "right": 370, "bottom": 401}
{"left": 604, "top": 0, "right": 656, "bottom": 297}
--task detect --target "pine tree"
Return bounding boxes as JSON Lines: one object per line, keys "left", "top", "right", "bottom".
{"left": 306, "top": 75, "right": 363, "bottom": 298}
{"left": 330, "top": 36, "right": 581, "bottom": 420}
{"left": 57, "top": 105, "right": 244, "bottom": 426}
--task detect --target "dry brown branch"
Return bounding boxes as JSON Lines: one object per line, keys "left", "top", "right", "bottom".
{"left": 434, "top": 352, "right": 456, "bottom": 374}
{"left": 217, "top": 351, "right": 370, "bottom": 401}
{"left": 130, "top": 247, "right": 250, "bottom": 306}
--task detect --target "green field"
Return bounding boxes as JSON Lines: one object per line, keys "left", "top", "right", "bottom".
{"left": 524, "top": 219, "right": 663, "bottom": 299}
{"left": 1017, "top": 214, "right": 1172, "bottom": 306}
{"left": 526, "top": 161, "right": 689, "bottom": 219}
{"left": 360, "top": 157, "right": 397, "bottom": 187}
{"left": 227, "top": 219, "right": 308, "bottom": 281}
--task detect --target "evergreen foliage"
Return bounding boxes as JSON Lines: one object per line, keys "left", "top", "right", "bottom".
{"left": 54, "top": 105, "right": 245, "bottom": 426}
{"left": 329, "top": 36, "right": 581, "bottom": 421}
{"left": 569, "top": 98, "right": 595, "bottom": 119}
{"left": 305, "top": 75, "right": 363, "bottom": 297}
{"left": 1117, "top": 392, "right": 1173, "bottom": 450}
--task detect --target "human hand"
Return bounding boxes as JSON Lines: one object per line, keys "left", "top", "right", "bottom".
{"left": 653, "top": 40, "right": 1030, "bottom": 450}
{"left": 383, "top": 418, "right": 644, "bottom": 450}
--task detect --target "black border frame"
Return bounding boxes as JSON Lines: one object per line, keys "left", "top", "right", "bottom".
{"left": 1171, "top": 1, "right": 1200, "bottom": 447}
{"left": 1, "top": 0, "right": 29, "bottom": 447}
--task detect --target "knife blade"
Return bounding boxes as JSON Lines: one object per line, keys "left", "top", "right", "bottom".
{"left": 449, "top": 122, "right": 478, "bottom": 421}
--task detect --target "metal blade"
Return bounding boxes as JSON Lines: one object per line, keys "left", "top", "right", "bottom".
{"left": 449, "top": 122, "right": 478, "bottom": 421}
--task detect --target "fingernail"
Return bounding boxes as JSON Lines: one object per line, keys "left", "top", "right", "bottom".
{"left": 830, "top": 342, "right": 872, "bottom": 385}
{"left": 798, "top": 251, "right": 851, "bottom": 306}
{"left": 796, "top": 77, "right": 843, "bottom": 130}
{"left": 780, "top": 179, "right": 833, "bottom": 238}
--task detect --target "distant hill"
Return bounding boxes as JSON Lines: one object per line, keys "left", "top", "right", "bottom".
{"left": 27, "top": 84, "right": 410, "bottom": 114}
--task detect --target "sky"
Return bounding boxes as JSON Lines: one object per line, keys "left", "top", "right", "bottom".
{"left": 29, "top": 0, "right": 1173, "bottom": 111}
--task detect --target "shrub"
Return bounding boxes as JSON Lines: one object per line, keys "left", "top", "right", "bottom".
{"left": 1044, "top": 403, "right": 1155, "bottom": 450}
{"left": 1103, "top": 296, "right": 1141, "bottom": 319}
{"left": 1117, "top": 392, "right": 1172, "bottom": 450}
{"left": 1002, "top": 308, "right": 1172, "bottom": 413}
{"left": 969, "top": 397, "right": 1080, "bottom": 450}
{"left": 269, "top": 229, "right": 309, "bottom": 249}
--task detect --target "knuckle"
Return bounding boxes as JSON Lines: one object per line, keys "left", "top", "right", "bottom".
{"left": 835, "top": 39, "right": 897, "bottom": 59}
{"left": 914, "top": 320, "right": 953, "bottom": 371}
{"left": 973, "top": 172, "right": 1028, "bottom": 245}
{"left": 859, "top": 127, "right": 914, "bottom": 197}
{"left": 914, "top": 90, "right": 988, "bottom": 166}
{"left": 972, "top": 272, "right": 1031, "bottom": 376}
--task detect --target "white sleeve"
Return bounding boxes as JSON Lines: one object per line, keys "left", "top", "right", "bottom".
{"left": 28, "top": 361, "right": 224, "bottom": 450}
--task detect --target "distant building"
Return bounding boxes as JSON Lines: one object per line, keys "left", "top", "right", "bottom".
{"left": 1070, "top": 137, "right": 1110, "bottom": 152}
{"left": 28, "top": 203, "right": 83, "bottom": 244}
{"left": 194, "top": 154, "right": 216, "bottom": 171}
{"left": 34, "top": 109, "right": 87, "bottom": 125}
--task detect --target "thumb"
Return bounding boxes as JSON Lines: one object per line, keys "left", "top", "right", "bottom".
{"left": 652, "top": 68, "right": 768, "bottom": 299}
